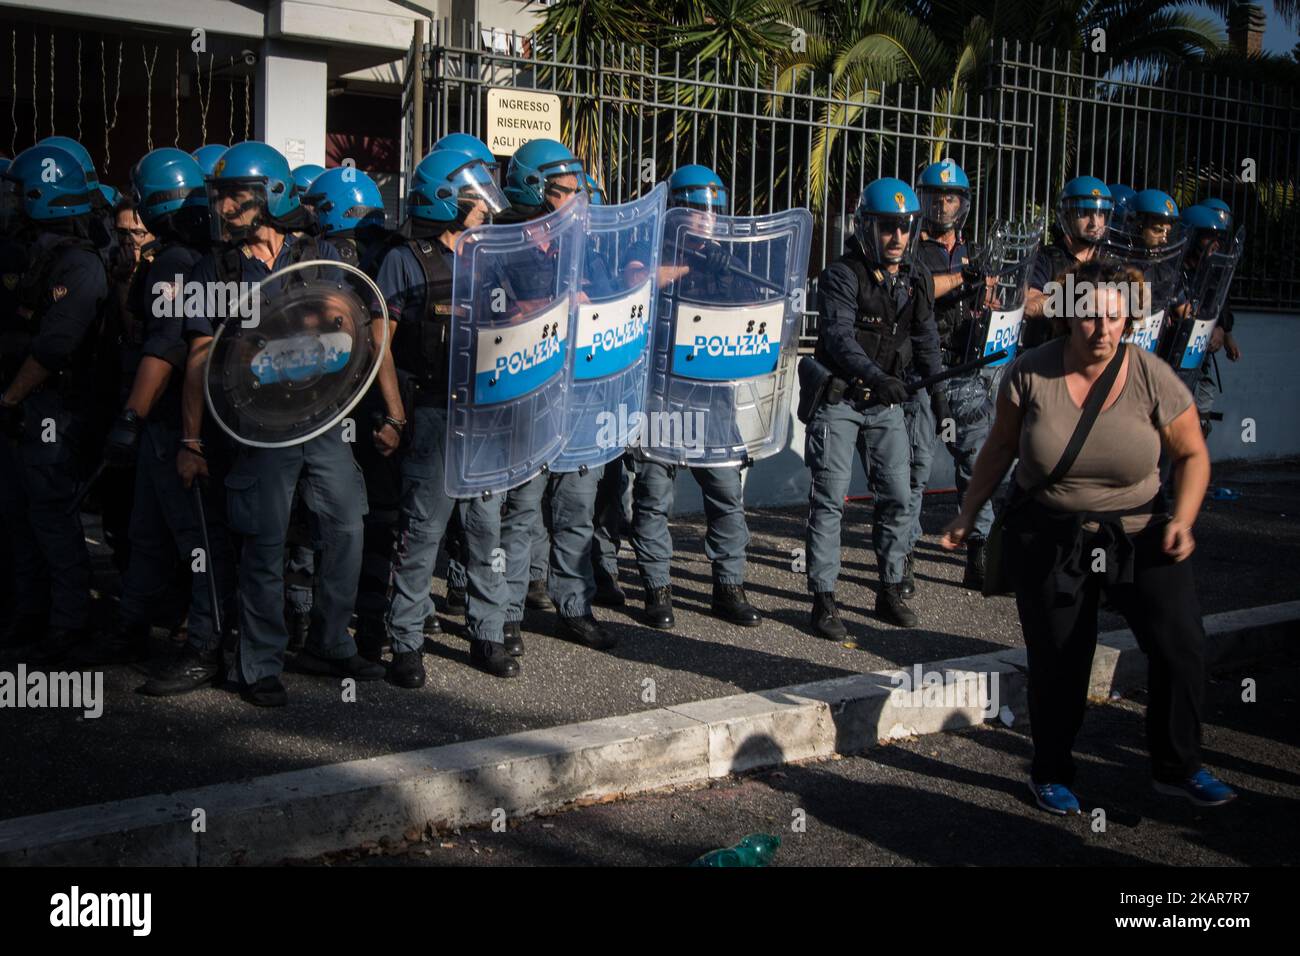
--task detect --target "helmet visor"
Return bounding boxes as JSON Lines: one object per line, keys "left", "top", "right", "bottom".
{"left": 448, "top": 158, "right": 510, "bottom": 218}
{"left": 918, "top": 187, "right": 969, "bottom": 233}
{"left": 857, "top": 212, "right": 919, "bottom": 267}
{"left": 671, "top": 183, "right": 728, "bottom": 213}
{"left": 207, "top": 178, "right": 270, "bottom": 242}
{"left": 1058, "top": 199, "right": 1111, "bottom": 245}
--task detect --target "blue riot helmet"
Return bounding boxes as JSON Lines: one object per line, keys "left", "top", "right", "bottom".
{"left": 291, "top": 163, "right": 326, "bottom": 196}
{"left": 1181, "top": 203, "right": 1230, "bottom": 261}
{"left": 130, "top": 147, "right": 209, "bottom": 236}
{"left": 1107, "top": 183, "right": 1137, "bottom": 229}
{"left": 408, "top": 149, "right": 509, "bottom": 225}
{"left": 916, "top": 159, "right": 970, "bottom": 235}
{"left": 2, "top": 144, "right": 95, "bottom": 221}
{"left": 668, "top": 164, "right": 728, "bottom": 212}
{"left": 584, "top": 173, "right": 607, "bottom": 206}
{"left": 98, "top": 183, "right": 121, "bottom": 207}
{"left": 1057, "top": 176, "right": 1112, "bottom": 246}
{"left": 1126, "top": 188, "right": 1185, "bottom": 258}
{"left": 854, "top": 177, "right": 921, "bottom": 268}
{"left": 1198, "top": 197, "right": 1233, "bottom": 231}
{"left": 505, "top": 138, "right": 585, "bottom": 212}
{"left": 433, "top": 133, "right": 499, "bottom": 177}
{"left": 191, "top": 144, "right": 227, "bottom": 176}
{"left": 205, "top": 140, "right": 298, "bottom": 242}
{"left": 38, "top": 135, "right": 99, "bottom": 189}
{"left": 303, "top": 166, "right": 387, "bottom": 238}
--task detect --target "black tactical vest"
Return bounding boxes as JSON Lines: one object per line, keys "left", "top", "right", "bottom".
{"left": 820, "top": 248, "right": 919, "bottom": 380}
{"left": 1023, "top": 240, "right": 1077, "bottom": 349}
{"left": 389, "top": 236, "right": 454, "bottom": 397}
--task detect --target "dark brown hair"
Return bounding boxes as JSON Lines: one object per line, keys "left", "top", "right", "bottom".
{"left": 1049, "top": 257, "right": 1147, "bottom": 338}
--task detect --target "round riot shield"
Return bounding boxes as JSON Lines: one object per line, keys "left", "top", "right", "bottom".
{"left": 962, "top": 220, "right": 1042, "bottom": 367}
{"left": 204, "top": 260, "right": 389, "bottom": 448}
{"left": 1161, "top": 226, "right": 1244, "bottom": 385}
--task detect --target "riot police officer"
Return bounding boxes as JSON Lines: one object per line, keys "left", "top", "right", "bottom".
{"left": 380, "top": 147, "right": 520, "bottom": 683}
{"left": 627, "top": 164, "right": 762, "bottom": 631}
{"left": 805, "top": 178, "right": 944, "bottom": 635}
{"left": 1023, "top": 177, "right": 1113, "bottom": 347}
{"left": 0, "top": 144, "right": 109, "bottom": 660}
{"left": 302, "top": 165, "right": 411, "bottom": 655}
{"left": 73, "top": 148, "right": 239, "bottom": 694}
{"left": 177, "top": 141, "right": 385, "bottom": 706}
{"left": 1108, "top": 183, "right": 1137, "bottom": 232}
{"left": 290, "top": 164, "right": 326, "bottom": 204}
{"left": 1180, "top": 201, "right": 1241, "bottom": 434}
{"left": 907, "top": 160, "right": 995, "bottom": 590}
{"left": 496, "top": 138, "right": 618, "bottom": 650}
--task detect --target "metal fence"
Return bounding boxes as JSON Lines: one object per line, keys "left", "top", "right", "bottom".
{"left": 414, "top": 21, "right": 1300, "bottom": 325}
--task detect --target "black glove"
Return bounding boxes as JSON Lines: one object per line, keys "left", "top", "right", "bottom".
{"left": 961, "top": 263, "right": 981, "bottom": 285}
{"left": 105, "top": 409, "right": 143, "bottom": 467}
{"left": 700, "top": 242, "right": 731, "bottom": 273}
{"left": 930, "top": 388, "right": 952, "bottom": 436}
{"left": 0, "top": 401, "right": 22, "bottom": 440}
{"left": 871, "top": 376, "right": 910, "bottom": 406}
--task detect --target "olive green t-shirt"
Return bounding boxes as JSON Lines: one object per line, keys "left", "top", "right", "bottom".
{"left": 1000, "top": 337, "right": 1193, "bottom": 531}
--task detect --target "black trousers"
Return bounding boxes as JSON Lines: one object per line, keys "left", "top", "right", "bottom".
{"left": 1011, "top": 513, "right": 1206, "bottom": 786}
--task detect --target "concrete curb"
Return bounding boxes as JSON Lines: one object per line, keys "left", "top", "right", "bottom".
{"left": 2, "top": 601, "right": 1295, "bottom": 866}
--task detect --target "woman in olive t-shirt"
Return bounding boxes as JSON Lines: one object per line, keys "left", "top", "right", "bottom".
{"left": 940, "top": 259, "right": 1237, "bottom": 815}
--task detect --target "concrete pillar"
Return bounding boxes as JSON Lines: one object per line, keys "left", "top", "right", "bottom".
{"left": 255, "top": 40, "right": 328, "bottom": 167}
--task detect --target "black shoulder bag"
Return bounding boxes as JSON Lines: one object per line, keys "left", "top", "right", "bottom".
{"left": 982, "top": 343, "right": 1126, "bottom": 597}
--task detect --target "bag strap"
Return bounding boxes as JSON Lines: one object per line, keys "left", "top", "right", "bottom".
{"left": 1024, "top": 342, "right": 1127, "bottom": 501}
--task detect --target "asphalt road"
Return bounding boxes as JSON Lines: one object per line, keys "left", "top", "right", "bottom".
{"left": 2, "top": 458, "right": 1297, "bottom": 820}
{"left": 315, "top": 655, "right": 1300, "bottom": 867}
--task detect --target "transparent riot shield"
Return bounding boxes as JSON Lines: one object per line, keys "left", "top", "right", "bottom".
{"left": 1106, "top": 221, "right": 1188, "bottom": 353}
{"left": 553, "top": 183, "right": 666, "bottom": 474}
{"left": 204, "top": 260, "right": 389, "bottom": 448}
{"left": 962, "top": 220, "right": 1043, "bottom": 366}
{"left": 641, "top": 206, "right": 813, "bottom": 467}
{"left": 444, "top": 193, "right": 586, "bottom": 497}
{"left": 1162, "top": 226, "right": 1244, "bottom": 387}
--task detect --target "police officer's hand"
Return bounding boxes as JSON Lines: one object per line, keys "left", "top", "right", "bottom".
{"left": 1224, "top": 332, "right": 1241, "bottom": 362}
{"left": 105, "top": 410, "right": 143, "bottom": 468}
{"left": 1162, "top": 518, "right": 1195, "bottom": 562}
{"left": 701, "top": 242, "right": 731, "bottom": 273}
{"left": 177, "top": 445, "right": 209, "bottom": 489}
{"left": 961, "top": 263, "right": 982, "bottom": 286}
{"left": 871, "top": 376, "right": 909, "bottom": 406}
{"left": 939, "top": 514, "right": 974, "bottom": 551}
{"left": 1207, "top": 326, "right": 1225, "bottom": 354}
{"left": 930, "top": 389, "right": 952, "bottom": 436}
{"left": 373, "top": 421, "right": 402, "bottom": 457}
{"left": 0, "top": 400, "right": 22, "bottom": 440}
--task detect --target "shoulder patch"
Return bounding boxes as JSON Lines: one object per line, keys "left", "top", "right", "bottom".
{"left": 51, "top": 285, "right": 68, "bottom": 301}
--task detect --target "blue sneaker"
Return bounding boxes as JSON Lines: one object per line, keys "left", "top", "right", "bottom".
{"left": 1029, "top": 780, "right": 1081, "bottom": 815}
{"left": 1153, "top": 769, "right": 1238, "bottom": 806}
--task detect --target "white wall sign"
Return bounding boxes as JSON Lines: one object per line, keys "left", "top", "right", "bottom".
{"left": 485, "top": 88, "right": 562, "bottom": 157}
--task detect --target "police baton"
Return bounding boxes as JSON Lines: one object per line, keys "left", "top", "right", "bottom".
{"left": 906, "top": 350, "right": 1009, "bottom": 394}
{"left": 191, "top": 478, "right": 225, "bottom": 650}
{"left": 678, "top": 243, "right": 788, "bottom": 294}
{"left": 65, "top": 459, "right": 109, "bottom": 516}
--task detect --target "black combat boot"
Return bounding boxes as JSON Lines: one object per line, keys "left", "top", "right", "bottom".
{"left": 138, "top": 645, "right": 223, "bottom": 696}
{"left": 810, "top": 592, "right": 848, "bottom": 640}
{"left": 875, "top": 583, "right": 918, "bottom": 628}
{"left": 557, "top": 614, "right": 617, "bottom": 650}
{"left": 503, "top": 621, "right": 525, "bottom": 657}
{"left": 470, "top": 638, "right": 520, "bottom": 678}
{"left": 593, "top": 574, "right": 626, "bottom": 607}
{"left": 901, "top": 553, "right": 917, "bottom": 598}
{"left": 526, "top": 578, "right": 554, "bottom": 611}
{"left": 643, "top": 585, "right": 675, "bottom": 630}
{"left": 711, "top": 583, "right": 762, "bottom": 626}
{"left": 388, "top": 650, "right": 427, "bottom": 689}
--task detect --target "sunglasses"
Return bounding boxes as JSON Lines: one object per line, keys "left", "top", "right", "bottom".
{"left": 877, "top": 219, "right": 912, "bottom": 236}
